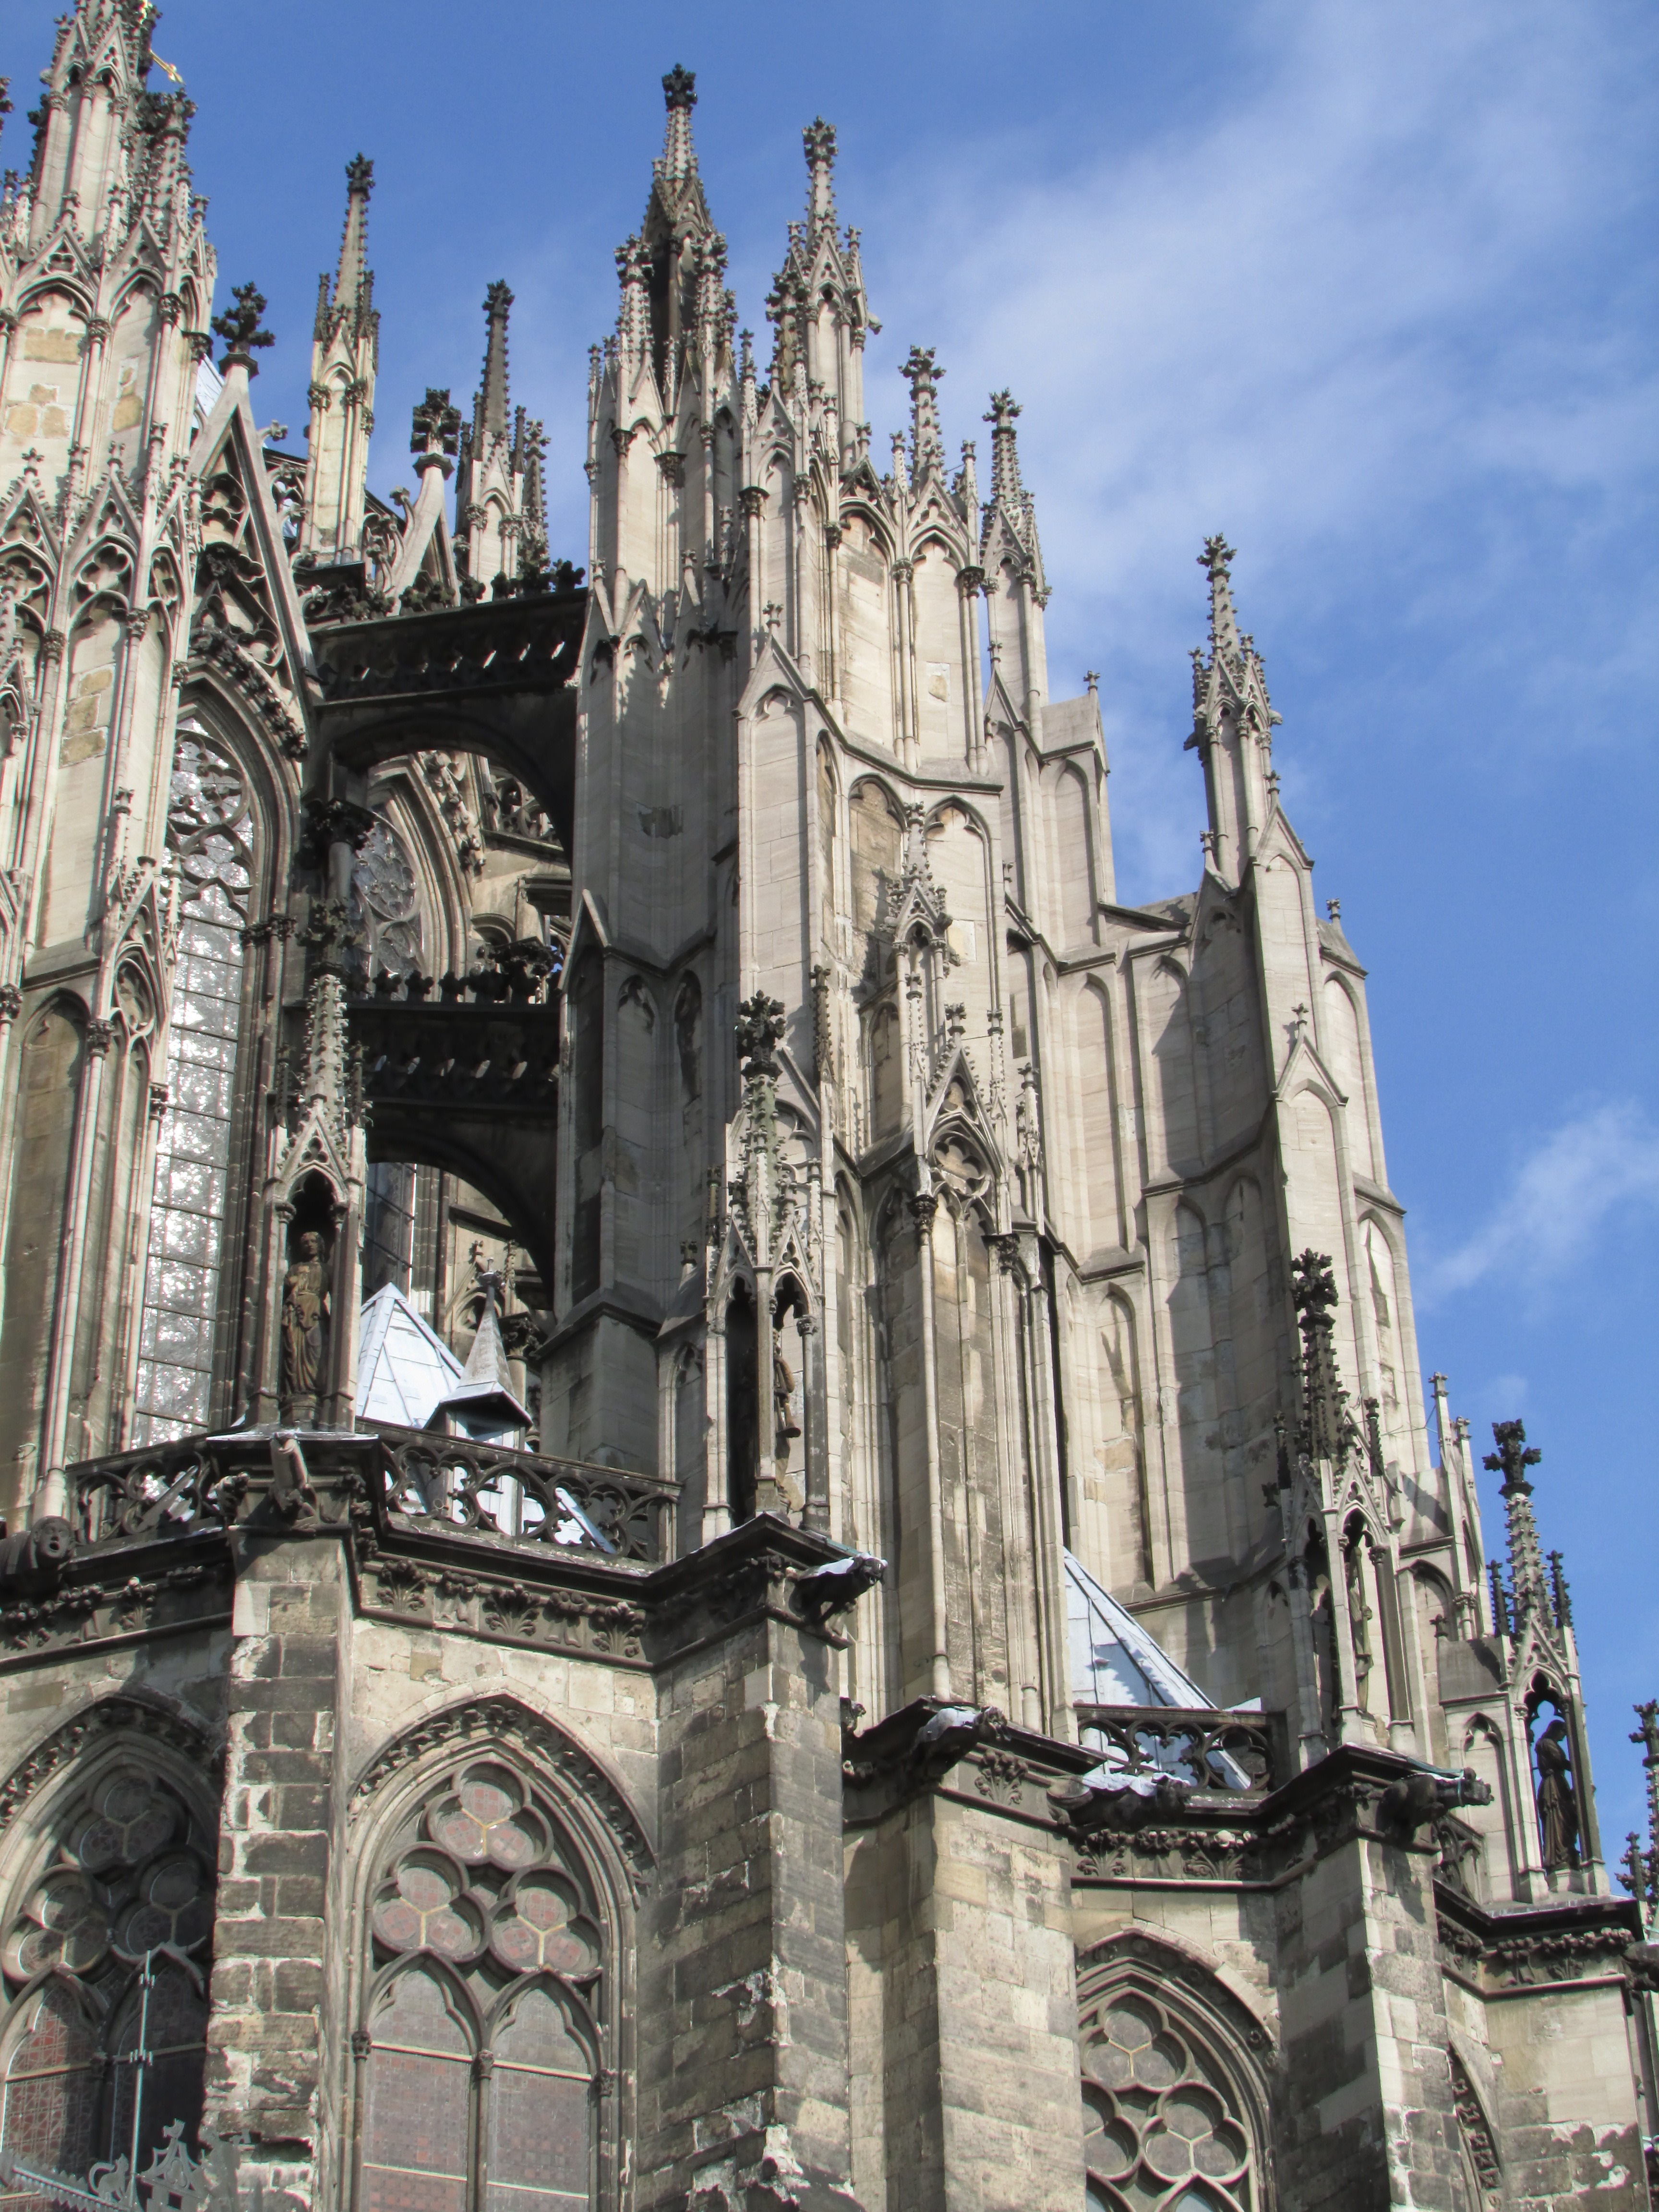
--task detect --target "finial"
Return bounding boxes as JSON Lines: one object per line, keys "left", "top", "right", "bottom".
{"left": 1200, "top": 533, "right": 1241, "bottom": 660}
{"left": 983, "top": 390, "right": 1026, "bottom": 515}
{"left": 345, "top": 152, "right": 374, "bottom": 197}
{"left": 658, "top": 65, "right": 699, "bottom": 182}
{"left": 211, "top": 281, "right": 275, "bottom": 376}
{"left": 803, "top": 116, "right": 837, "bottom": 238}
{"left": 411, "top": 386, "right": 461, "bottom": 464}
{"left": 1326, "top": 898, "right": 1342, "bottom": 922}
{"left": 1484, "top": 1419, "right": 1547, "bottom": 1612}
{"left": 901, "top": 346, "right": 946, "bottom": 483}
{"left": 1085, "top": 670, "right": 1099, "bottom": 693}
{"left": 479, "top": 282, "right": 514, "bottom": 439}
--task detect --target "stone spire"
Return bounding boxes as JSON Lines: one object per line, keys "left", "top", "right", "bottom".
{"left": 477, "top": 280, "right": 514, "bottom": 442}
{"left": 902, "top": 347, "right": 946, "bottom": 488}
{"left": 1483, "top": 1419, "right": 1546, "bottom": 1616}
{"left": 659, "top": 63, "right": 698, "bottom": 184}
{"left": 803, "top": 116, "right": 837, "bottom": 242}
{"left": 985, "top": 390, "right": 1025, "bottom": 509}
{"left": 1201, "top": 534, "right": 1241, "bottom": 662}
{"left": 327, "top": 153, "right": 375, "bottom": 328}
{"left": 464, "top": 1273, "right": 516, "bottom": 1396}
{"left": 299, "top": 154, "right": 379, "bottom": 561}
{"left": 980, "top": 391, "right": 1044, "bottom": 588}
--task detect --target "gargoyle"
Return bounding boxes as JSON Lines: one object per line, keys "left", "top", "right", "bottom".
{"left": 1377, "top": 1765, "right": 1493, "bottom": 1840}
{"left": 1049, "top": 1768, "right": 1193, "bottom": 1835}
{"left": 907, "top": 1704, "right": 1010, "bottom": 1786}
{"left": 790, "top": 1551, "right": 886, "bottom": 1626}
{"left": 0, "top": 1515, "right": 76, "bottom": 1599}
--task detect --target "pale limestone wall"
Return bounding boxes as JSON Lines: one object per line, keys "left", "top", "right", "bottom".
{"left": 846, "top": 1795, "right": 1083, "bottom": 2212}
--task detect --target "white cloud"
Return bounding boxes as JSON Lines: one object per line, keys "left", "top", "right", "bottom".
{"left": 851, "top": 0, "right": 1657, "bottom": 892}
{"left": 1418, "top": 1100, "right": 1659, "bottom": 1308}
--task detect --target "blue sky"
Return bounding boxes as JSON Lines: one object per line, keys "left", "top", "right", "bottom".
{"left": 5, "top": 0, "right": 1655, "bottom": 1846}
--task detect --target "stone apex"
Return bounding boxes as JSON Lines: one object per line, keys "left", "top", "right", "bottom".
{"left": 662, "top": 63, "right": 697, "bottom": 111}
{"left": 345, "top": 151, "right": 374, "bottom": 198}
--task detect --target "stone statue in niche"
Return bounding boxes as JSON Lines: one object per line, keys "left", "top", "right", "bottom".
{"left": 771, "top": 1338, "right": 805, "bottom": 1515}
{"left": 281, "top": 1229, "right": 331, "bottom": 1418}
{"left": 1346, "top": 1535, "right": 1375, "bottom": 1715}
{"left": 1535, "top": 1717, "right": 1581, "bottom": 1872}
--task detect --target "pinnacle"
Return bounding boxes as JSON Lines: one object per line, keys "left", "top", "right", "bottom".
{"left": 659, "top": 63, "right": 698, "bottom": 182}
{"left": 984, "top": 390, "right": 1024, "bottom": 508}
{"left": 332, "top": 152, "right": 373, "bottom": 313}
{"left": 479, "top": 280, "right": 513, "bottom": 439}
{"left": 901, "top": 346, "right": 945, "bottom": 485}
{"left": 804, "top": 115, "right": 837, "bottom": 240}
{"left": 1199, "top": 532, "right": 1241, "bottom": 662}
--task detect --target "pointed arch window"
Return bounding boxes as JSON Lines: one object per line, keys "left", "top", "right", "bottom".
{"left": 357, "top": 1759, "right": 602, "bottom": 2212}
{"left": 133, "top": 724, "right": 254, "bottom": 1442}
{"left": 0, "top": 1757, "right": 216, "bottom": 2199}
{"left": 1079, "top": 1973, "right": 1265, "bottom": 2212}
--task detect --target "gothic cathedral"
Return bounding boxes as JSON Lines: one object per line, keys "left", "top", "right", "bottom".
{"left": 0, "top": 9, "right": 1652, "bottom": 2211}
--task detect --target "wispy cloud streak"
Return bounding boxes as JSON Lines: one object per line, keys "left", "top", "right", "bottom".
{"left": 1418, "top": 1100, "right": 1659, "bottom": 1308}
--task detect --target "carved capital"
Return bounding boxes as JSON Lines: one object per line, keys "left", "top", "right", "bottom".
{"left": 739, "top": 486, "right": 766, "bottom": 518}
{"left": 40, "top": 631, "right": 65, "bottom": 666}
{"left": 148, "top": 1082, "right": 170, "bottom": 1122}
{"left": 0, "top": 986, "right": 22, "bottom": 1025}
{"left": 85, "top": 317, "right": 111, "bottom": 345}
{"left": 909, "top": 1191, "right": 938, "bottom": 1237}
{"left": 84, "top": 1019, "right": 116, "bottom": 1058}
{"left": 989, "top": 1232, "right": 1022, "bottom": 1277}
{"left": 350, "top": 2028, "right": 372, "bottom": 2062}
{"left": 610, "top": 425, "right": 634, "bottom": 460}
{"left": 158, "top": 293, "right": 184, "bottom": 328}
{"left": 956, "top": 565, "right": 985, "bottom": 597}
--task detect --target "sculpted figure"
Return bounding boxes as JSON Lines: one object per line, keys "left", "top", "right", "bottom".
{"left": 1535, "top": 1717, "right": 1580, "bottom": 1871}
{"left": 281, "top": 1229, "right": 331, "bottom": 1407}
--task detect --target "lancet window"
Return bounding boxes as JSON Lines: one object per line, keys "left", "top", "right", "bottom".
{"left": 357, "top": 1758, "right": 603, "bottom": 2212}
{"left": 0, "top": 1757, "right": 216, "bottom": 2199}
{"left": 1080, "top": 1978, "right": 1263, "bottom": 2212}
{"left": 133, "top": 724, "right": 254, "bottom": 1442}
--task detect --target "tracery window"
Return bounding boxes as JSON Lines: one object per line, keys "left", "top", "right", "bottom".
{"left": 133, "top": 725, "right": 254, "bottom": 1442}
{"left": 358, "top": 1759, "right": 601, "bottom": 2212}
{"left": 0, "top": 1760, "right": 215, "bottom": 2200}
{"left": 352, "top": 816, "right": 423, "bottom": 981}
{"left": 1081, "top": 1984, "right": 1260, "bottom": 2211}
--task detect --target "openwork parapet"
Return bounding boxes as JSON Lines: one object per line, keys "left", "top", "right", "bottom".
{"left": 1075, "top": 1704, "right": 1277, "bottom": 1794}
{"left": 66, "top": 1427, "right": 678, "bottom": 1566}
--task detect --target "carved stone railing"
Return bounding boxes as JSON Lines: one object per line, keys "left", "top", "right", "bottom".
{"left": 72, "top": 1437, "right": 246, "bottom": 1546}
{"left": 1074, "top": 1704, "right": 1277, "bottom": 1795}
{"left": 66, "top": 1427, "right": 679, "bottom": 1568}
{"left": 374, "top": 1426, "right": 678, "bottom": 1565}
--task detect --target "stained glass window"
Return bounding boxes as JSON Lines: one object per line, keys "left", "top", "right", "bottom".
{"left": 1080, "top": 1983, "right": 1260, "bottom": 2212}
{"left": 132, "top": 726, "right": 253, "bottom": 1443}
{"left": 359, "top": 1760, "right": 599, "bottom": 2212}
{"left": 0, "top": 1762, "right": 215, "bottom": 2202}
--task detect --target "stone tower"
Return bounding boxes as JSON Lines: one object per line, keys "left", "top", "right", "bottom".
{"left": 0, "top": 19, "right": 1648, "bottom": 2212}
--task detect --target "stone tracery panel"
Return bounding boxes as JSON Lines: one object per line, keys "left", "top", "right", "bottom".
{"left": 358, "top": 1755, "right": 603, "bottom": 2212}
{"left": 0, "top": 1755, "right": 216, "bottom": 2195}
{"left": 133, "top": 723, "right": 254, "bottom": 1443}
{"left": 1079, "top": 1972, "right": 1266, "bottom": 2212}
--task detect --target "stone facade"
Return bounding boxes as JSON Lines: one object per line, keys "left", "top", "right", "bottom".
{"left": 0, "top": 9, "right": 1652, "bottom": 2210}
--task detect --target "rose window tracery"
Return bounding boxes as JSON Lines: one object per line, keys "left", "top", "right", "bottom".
{"left": 0, "top": 1761, "right": 215, "bottom": 2192}
{"left": 1081, "top": 1989, "right": 1256, "bottom": 2212}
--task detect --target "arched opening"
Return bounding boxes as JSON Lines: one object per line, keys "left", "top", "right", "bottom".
{"left": 725, "top": 1282, "right": 758, "bottom": 1526}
